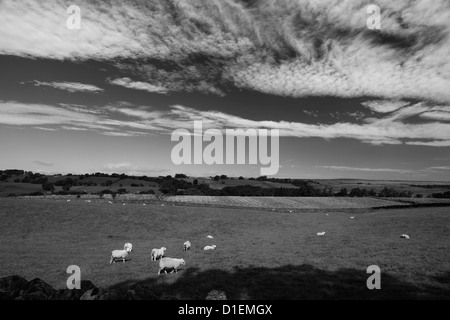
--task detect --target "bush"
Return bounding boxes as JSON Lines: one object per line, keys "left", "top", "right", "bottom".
{"left": 139, "top": 190, "right": 155, "bottom": 195}
{"left": 27, "top": 191, "right": 44, "bottom": 196}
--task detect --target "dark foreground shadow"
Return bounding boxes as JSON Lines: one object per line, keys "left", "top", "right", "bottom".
{"left": 107, "top": 264, "right": 450, "bottom": 300}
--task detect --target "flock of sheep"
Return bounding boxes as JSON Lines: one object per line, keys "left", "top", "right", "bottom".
{"left": 109, "top": 236, "right": 217, "bottom": 275}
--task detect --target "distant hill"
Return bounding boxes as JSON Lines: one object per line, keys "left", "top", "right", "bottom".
{"left": 1, "top": 170, "right": 449, "bottom": 198}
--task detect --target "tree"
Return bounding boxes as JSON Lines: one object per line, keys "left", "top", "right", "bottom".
{"left": 336, "top": 188, "right": 348, "bottom": 197}
{"left": 238, "top": 176, "right": 244, "bottom": 180}
{"left": 42, "top": 182, "right": 54, "bottom": 192}
{"left": 193, "top": 179, "right": 198, "bottom": 185}
{"left": 220, "top": 175, "right": 228, "bottom": 180}
{"left": 62, "top": 184, "right": 71, "bottom": 192}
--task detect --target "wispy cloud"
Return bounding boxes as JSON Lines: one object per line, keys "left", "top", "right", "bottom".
{"left": 32, "top": 81, "right": 103, "bottom": 93}
{"left": 1, "top": 0, "right": 449, "bottom": 102}
{"left": 102, "top": 162, "right": 168, "bottom": 176}
{"left": 405, "top": 140, "right": 450, "bottom": 147}
{"left": 33, "top": 126, "right": 57, "bottom": 131}
{"left": 361, "top": 100, "right": 410, "bottom": 113}
{"left": 318, "top": 165, "right": 413, "bottom": 174}
{"left": 108, "top": 78, "right": 168, "bottom": 94}
{"left": 33, "top": 160, "right": 54, "bottom": 167}
{"left": 100, "top": 131, "right": 148, "bottom": 137}
{"left": 2, "top": 100, "right": 450, "bottom": 146}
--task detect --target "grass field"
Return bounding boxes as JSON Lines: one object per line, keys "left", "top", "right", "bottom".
{"left": 0, "top": 198, "right": 449, "bottom": 299}
{"left": 164, "top": 195, "right": 426, "bottom": 211}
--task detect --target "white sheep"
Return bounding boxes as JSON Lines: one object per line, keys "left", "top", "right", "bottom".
{"left": 151, "top": 247, "right": 167, "bottom": 261}
{"left": 204, "top": 245, "right": 216, "bottom": 251}
{"left": 158, "top": 257, "right": 185, "bottom": 275}
{"left": 110, "top": 243, "right": 133, "bottom": 263}
{"left": 400, "top": 234, "right": 410, "bottom": 239}
{"left": 183, "top": 241, "right": 191, "bottom": 251}
{"left": 108, "top": 201, "right": 113, "bottom": 204}
{"left": 317, "top": 232, "right": 326, "bottom": 236}
{"left": 207, "top": 235, "right": 213, "bottom": 239}
{"left": 350, "top": 216, "right": 355, "bottom": 219}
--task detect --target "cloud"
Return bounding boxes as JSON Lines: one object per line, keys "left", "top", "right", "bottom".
{"left": 361, "top": 100, "right": 410, "bottom": 113}
{"left": 33, "top": 160, "right": 54, "bottom": 167}
{"left": 102, "top": 162, "right": 168, "bottom": 176}
{"left": 427, "top": 166, "right": 450, "bottom": 170}
{"left": 2, "top": 99, "right": 450, "bottom": 147}
{"left": 318, "top": 165, "right": 413, "bottom": 174}
{"left": 108, "top": 78, "right": 168, "bottom": 94}
{"left": 100, "top": 131, "right": 148, "bottom": 137}
{"left": 1, "top": 0, "right": 449, "bottom": 102}
{"left": 320, "top": 165, "right": 450, "bottom": 175}
{"left": 32, "top": 81, "right": 103, "bottom": 93}
{"left": 60, "top": 126, "right": 90, "bottom": 131}
{"left": 405, "top": 140, "right": 450, "bottom": 147}
{"left": 33, "top": 126, "right": 57, "bottom": 131}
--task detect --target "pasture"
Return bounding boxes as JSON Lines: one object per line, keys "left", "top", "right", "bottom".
{"left": 0, "top": 198, "right": 449, "bottom": 299}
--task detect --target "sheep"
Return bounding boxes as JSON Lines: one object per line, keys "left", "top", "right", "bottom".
{"left": 400, "top": 234, "right": 410, "bottom": 239}
{"left": 151, "top": 247, "right": 167, "bottom": 261}
{"left": 317, "top": 232, "right": 326, "bottom": 236}
{"left": 204, "top": 245, "right": 216, "bottom": 251}
{"left": 158, "top": 257, "right": 185, "bottom": 275}
{"left": 183, "top": 241, "right": 191, "bottom": 251}
{"left": 350, "top": 216, "right": 355, "bottom": 219}
{"left": 108, "top": 201, "right": 113, "bottom": 204}
{"left": 110, "top": 243, "right": 133, "bottom": 263}
{"left": 207, "top": 235, "right": 213, "bottom": 239}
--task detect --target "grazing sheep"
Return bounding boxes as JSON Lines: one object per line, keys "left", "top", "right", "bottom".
{"left": 66, "top": 200, "right": 71, "bottom": 202}
{"left": 151, "top": 247, "right": 167, "bottom": 261}
{"left": 110, "top": 243, "right": 133, "bottom": 263}
{"left": 158, "top": 257, "right": 185, "bottom": 275}
{"left": 204, "top": 245, "right": 216, "bottom": 251}
{"left": 108, "top": 201, "right": 113, "bottom": 204}
{"left": 400, "top": 234, "right": 410, "bottom": 239}
{"left": 317, "top": 232, "right": 326, "bottom": 236}
{"left": 326, "top": 214, "right": 329, "bottom": 216}
{"left": 183, "top": 241, "right": 191, "bottom": 251}
{"left": 350, "top": 216, "right": 355, "bottom": 219}
{"left": 207, "top": 235, "right": 213, "bottom": 239}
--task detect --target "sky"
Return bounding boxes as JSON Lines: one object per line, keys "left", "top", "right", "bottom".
{"left": 0, "top": 0, "right": 449, "bottom": 180}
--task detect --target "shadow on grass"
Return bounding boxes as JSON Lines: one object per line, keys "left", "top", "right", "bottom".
{"left": 107, "top": 264, "right": 450, "bottom": 300}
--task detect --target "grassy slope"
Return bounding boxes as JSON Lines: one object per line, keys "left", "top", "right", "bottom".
{"left": 180, "top": 177, "right": 299, "bottom": 189}
{"left": 312, "top": 179, "right": 450, "bottom": 197}
{"left": 0, "top": 198, "right": 449, "bottom": 299}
